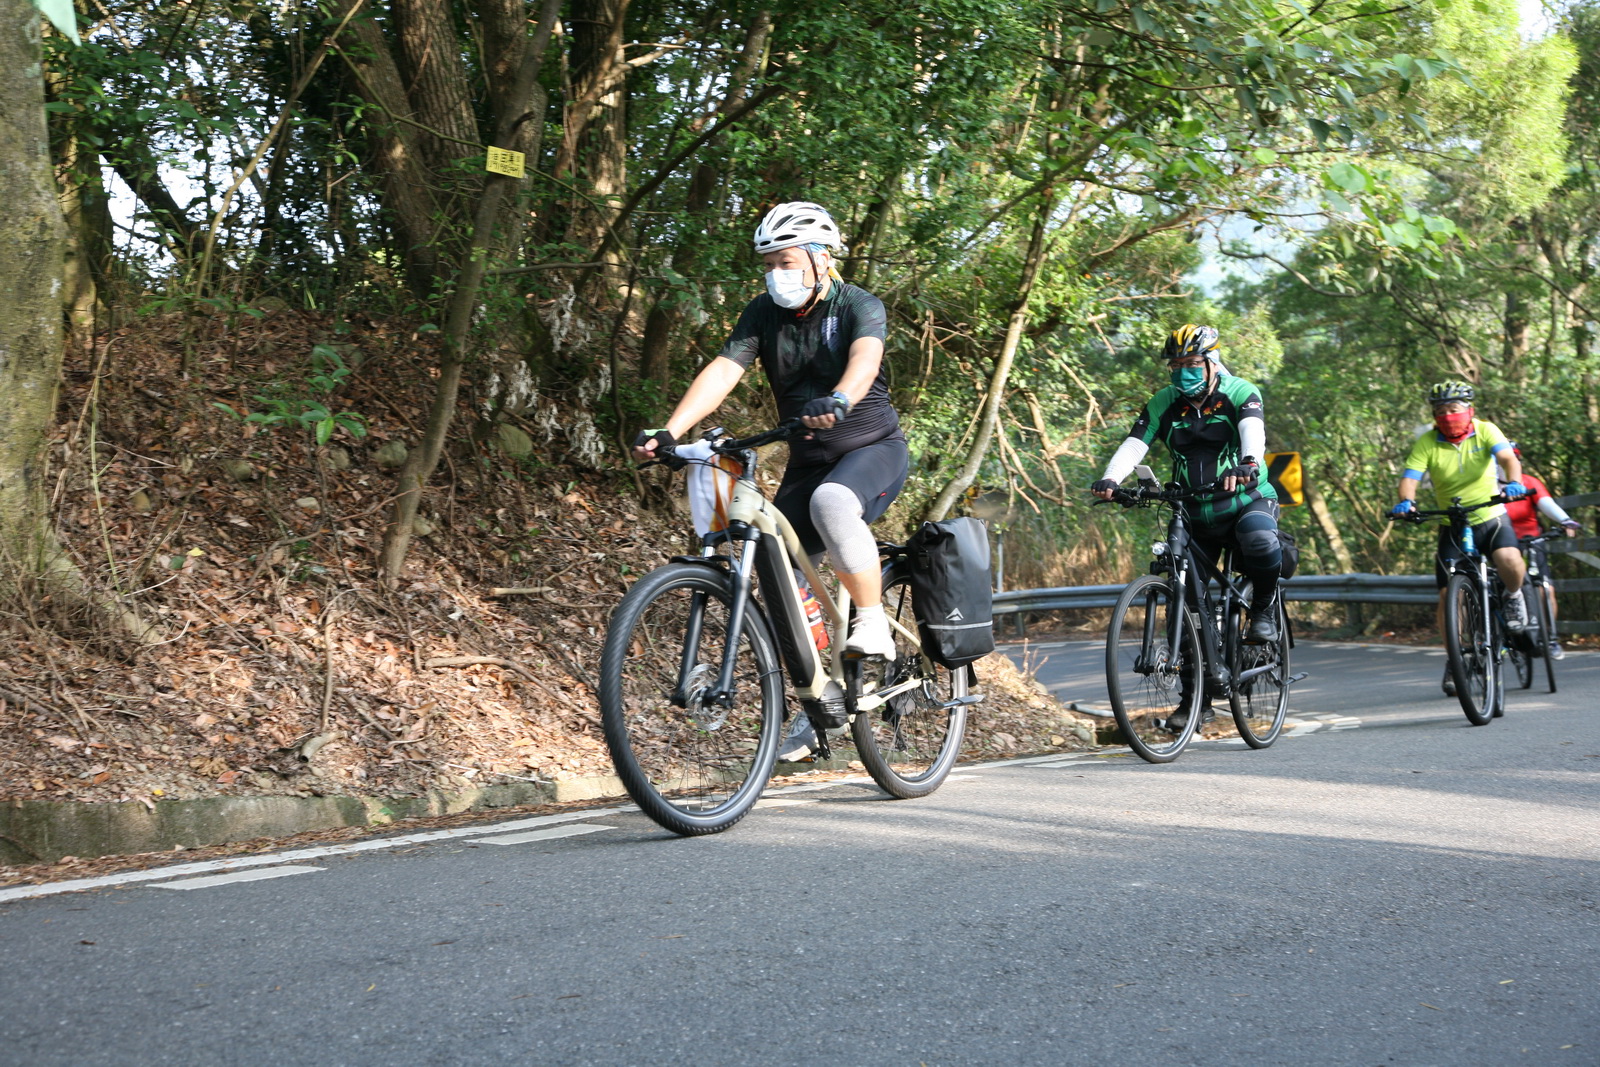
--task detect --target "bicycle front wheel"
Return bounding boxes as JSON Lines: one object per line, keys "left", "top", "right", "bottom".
{"left": 850, "top": 567, "right": 969, "bottom": 799}
{"left": 1228, "top": 590, "right": 1290, "bottom": 748}
{"left": 1509, "top": 641, "right": 1533, "bottom": 689}
{"left": 599, "top": 562, "right": 785, "bottom": 835}
{"left": 1535, "top": 584, "right": 1558, "bottom": 694}
{"left": 1107, "top": 574, "right": 1203, "bottom": 763}
{"left": 1443, "top": 571, "right": 1494, "bottom": 726}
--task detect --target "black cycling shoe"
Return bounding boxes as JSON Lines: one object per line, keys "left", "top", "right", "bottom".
{"left": 1167, "top": 704, "right": 1215, "bottom": 732}
{"left": 1244, "top": 600, "right": 1279, "bottom": 645}
{"left": 1441, "top": 666, "right": 1456, "bottom": 698}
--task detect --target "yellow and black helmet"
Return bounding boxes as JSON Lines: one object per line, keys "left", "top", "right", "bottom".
{"left": 1162, "top": 324, "right": 1220, "bottom": 362}
{"left": 1427, "top": 379, "right": 1475, "bottom": 405}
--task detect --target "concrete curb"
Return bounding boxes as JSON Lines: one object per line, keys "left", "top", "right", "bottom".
{"left": 0, "top": 774, "right": 628, "bottom": 865}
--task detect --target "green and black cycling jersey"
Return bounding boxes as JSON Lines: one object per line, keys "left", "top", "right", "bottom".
{"left": 717, "top": 282, "right": 902, "bottom": 466}
{"left": 1126, "top": 375, "right": 1277, "bottom": 525}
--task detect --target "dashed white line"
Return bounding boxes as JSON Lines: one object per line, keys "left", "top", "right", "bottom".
{"left": 152, "top": 866, "right": 324, "bottom": 890}
{"left": 0, "top": 806, "right": 634, "bottom": 904}
{"left": 474, "top": 824, "right": 617, "bottom": 845}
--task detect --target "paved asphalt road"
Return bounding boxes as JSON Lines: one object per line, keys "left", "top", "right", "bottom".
{"left": 0, "top": 641, "right": 1595, "bottom": 1066}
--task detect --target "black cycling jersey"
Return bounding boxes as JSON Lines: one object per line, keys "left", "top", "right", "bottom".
{"left": 718, "top": 282, "right": 902, "bottom": 466}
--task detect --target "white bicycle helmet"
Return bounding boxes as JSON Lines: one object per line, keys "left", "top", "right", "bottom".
{"left": 753, "top": 201, "right": 842, "bottom": 254}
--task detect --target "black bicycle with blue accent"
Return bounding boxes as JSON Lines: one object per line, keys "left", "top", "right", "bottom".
{"left": 1391, "top": 494, "right": 1516, "bottom": 725}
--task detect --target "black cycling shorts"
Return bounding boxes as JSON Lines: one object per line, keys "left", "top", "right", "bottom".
{"left": 774, "top": 435, "right": 909, "bottom": 558}
{"left": 1434, "top": 514, "right": 1517, "bottom": 588}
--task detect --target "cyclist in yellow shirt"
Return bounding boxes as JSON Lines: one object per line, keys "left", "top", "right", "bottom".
{"left": 1390, "top": 380, "right": 1530, "bottom": 696}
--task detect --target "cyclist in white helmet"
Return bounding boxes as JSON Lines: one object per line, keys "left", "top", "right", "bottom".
{"left": 634, "top": 202, "right": 910, "bottom": 755}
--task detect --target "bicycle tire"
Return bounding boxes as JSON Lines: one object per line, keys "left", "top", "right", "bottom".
{"left": 1106, "top": 574, "right": 1204, "bottom": 763}
{"left": 1443, "top": 571, "right": 1494, "bottom": 726}
{"left": 599, "top": 561, "right": 785, "bottom": 835}
{"left": 850, "top": 565, "right": 969, "bottom": 799}
{"left": 1228, "top": 589, "right": 1290, "bottom": 748}
{"left": 1536, "top": 584, "right": 1558, "bottom": 694}
{"left": 1509, "top": 639, "right": 1534, "bottom": 690}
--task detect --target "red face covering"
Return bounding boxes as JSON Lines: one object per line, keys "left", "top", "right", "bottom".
{"left": 1434, "top": 407, "right": 1474, "bottom": 442}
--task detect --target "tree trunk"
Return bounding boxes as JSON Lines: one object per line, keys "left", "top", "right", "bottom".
{"left": 1303, "top": 478, "right": 1354, "bottom": 573}
{"left": 379, "top": 0, "right": 563, "bottom": 581}
{"left": 334, "top": 0, "right": 452, "bottom": 298}
{"left": 0, "top": 2, "right": 68, "bottom": 584}
{"left": 923, "top": 197, "right": 1053, "bottom": 522}
{"left": 556, "top": 0, "right": 632, "bottom": 302}
{"left": 0, "top": 1, "right": 153, "bottom": 639}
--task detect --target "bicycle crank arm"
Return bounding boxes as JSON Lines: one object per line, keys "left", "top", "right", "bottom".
{"left": 1234, "top": 663, "right": 1282, "bottom": 684}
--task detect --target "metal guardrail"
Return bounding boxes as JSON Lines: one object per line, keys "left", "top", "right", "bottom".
{"left": 992, "top": 574, "right": 1444, "bottom": 614}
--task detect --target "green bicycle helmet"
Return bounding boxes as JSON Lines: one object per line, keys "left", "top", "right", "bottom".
{"left": 1427, "top": 379, "right": 1475, "bottom": 405}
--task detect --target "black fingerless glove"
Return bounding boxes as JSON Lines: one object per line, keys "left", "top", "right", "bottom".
{"left": 1222, "top": 461, "right": 1259, "bottom": 487}
{"left": 633, "top": 427, "right": 677, "bottom": 451}
{"left": 800, "top": 392, "right": 851, "bottom": 420}
{"left": 1090, "top": 478, "right": 1118, "bottom": 494}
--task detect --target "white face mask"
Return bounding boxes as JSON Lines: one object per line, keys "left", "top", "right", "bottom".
{"left": 765, "top": 267, "right": 814, "bottom": 309}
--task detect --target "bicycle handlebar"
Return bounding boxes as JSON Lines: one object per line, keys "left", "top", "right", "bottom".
{"left": 1103, "top": 480, "right": 1226, "bottom": 507}
{"left": 1389, "top": 494, "right": 1510, "bottom": 524}
{"left": 708, "top": 418, "right": 806, "bottom": 454}
{"left": 639, "top": 419, "right": 805, "bottom": 471}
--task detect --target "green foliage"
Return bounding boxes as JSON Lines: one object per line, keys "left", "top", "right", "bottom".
{"left": 214, "top": 345, "right": 368, "bottom": 446}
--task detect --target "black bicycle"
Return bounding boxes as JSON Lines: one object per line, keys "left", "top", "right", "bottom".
{"left": 1101, "top": 477, "right": 1296, "bottom": 763}
{"left": 599, "top": 421, "right": 977, "bottom": 835}
{"left": 1391, "top": 495, "right": 1514, "bottom": 725}
{"left": 1508, "top": 531, "right": 1560, "bottom": 694}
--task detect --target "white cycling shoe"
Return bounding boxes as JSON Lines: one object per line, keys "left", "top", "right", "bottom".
{"left": 845, "top": 607, "right": 896, "bottom": 660}
{"left": 1503, "top": 589, "right": 1530, "bottom": 631}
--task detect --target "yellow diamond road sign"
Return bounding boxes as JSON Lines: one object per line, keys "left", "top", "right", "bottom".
{"left": 1265, "top": 451, "right": 1303, "bottom": 507}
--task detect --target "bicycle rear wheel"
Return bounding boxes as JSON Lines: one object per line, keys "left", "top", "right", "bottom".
{"left": 1228, "top": 589, "right": 1290, "bottom": 748}
{"left": 1106, "top": 574, "right": 1203, "bottom": 763}
{"left": 1535, "top": 583, "right": 1558, "bottom": 694}
{"left": 599, "top": 562, "right": 785, "bottom": 835}
{"left": 850, "top": 567, "right": 969, "bottom": 799}
{"left": 1443, "top": 571, "right": 1494, "bottom": 726}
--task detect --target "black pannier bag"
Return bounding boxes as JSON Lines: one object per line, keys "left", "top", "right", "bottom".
{"left": 1277, "top": 528, "right": 1300, "bottom": 581}
{"left": 907, "top": 517, "right": 996, "bottom": 668}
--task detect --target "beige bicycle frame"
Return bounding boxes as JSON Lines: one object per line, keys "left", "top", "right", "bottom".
{"left": 721, "top": 476, "right": 922, "bottom": 709}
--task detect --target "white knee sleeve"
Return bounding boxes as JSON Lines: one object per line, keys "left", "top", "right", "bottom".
{"left": 809, "top": 482, "right": 879, "bottom": 575}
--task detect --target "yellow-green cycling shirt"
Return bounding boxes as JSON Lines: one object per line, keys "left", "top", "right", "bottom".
{"left": 1401, "top": 418, "right": 1512, "bottom": 525}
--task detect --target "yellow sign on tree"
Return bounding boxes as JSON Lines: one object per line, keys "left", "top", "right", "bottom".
{"left": 485, "top": 147, "right": 526, "bottom": 178}
{"left": 1264, "top": 451, "right": 1304, "bottom": 507}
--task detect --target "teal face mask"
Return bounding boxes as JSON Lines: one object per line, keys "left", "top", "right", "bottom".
{"left": 1170, "top": 365, "right": 1208, "bottom": 397}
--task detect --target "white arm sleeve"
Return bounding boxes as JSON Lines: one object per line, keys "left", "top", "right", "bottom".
{"left": 1238, "top": 417, "right": 1266, "bottom": 464}
{"left": 1537, "top": 495, "right": 1572, "bottom": 524}
{"left": 1101, "top": 437, "right": 1152, "bottom": 484}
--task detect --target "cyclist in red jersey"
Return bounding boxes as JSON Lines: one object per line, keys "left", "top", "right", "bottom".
{"left": 1499, "top": 443, "right": 1582, "bottom": 659}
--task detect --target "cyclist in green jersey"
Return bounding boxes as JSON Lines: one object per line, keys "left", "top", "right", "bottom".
{"left": 1091, "top": 324, "right": 1283, "bottom": 729}
{"left": 1390, "top": 379, "right": 1530, "bottom": 695}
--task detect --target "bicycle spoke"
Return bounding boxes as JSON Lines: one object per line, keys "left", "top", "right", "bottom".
{"left": 851, "top": 570, "right": 967, "bottom": 798}
{"left": 600, "top": 564, "right": 783, "bottom": 834}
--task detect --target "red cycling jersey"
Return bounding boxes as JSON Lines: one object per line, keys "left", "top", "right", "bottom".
{"left": 1502, "top": 472, "right": 1553, "bottom": 539}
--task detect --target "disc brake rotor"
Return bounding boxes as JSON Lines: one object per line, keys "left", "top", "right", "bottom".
{"left": 682, "top": 663, "right": 731, "bottom": 730}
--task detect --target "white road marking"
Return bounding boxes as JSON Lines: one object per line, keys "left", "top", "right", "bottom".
{"left": 752, "top": 798, "right": 819, "bottom": 809}
{"left": 0, "top": 806, "right": 635, "bottom": 904}
{"left": 474, "top": 824, "right": 616, "bottom": 845}
{"left": 762, "top": 775, "right": 873, "bottom": 797}
{"left": 151, "top": 866, "right": 324, "bottom": 890}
